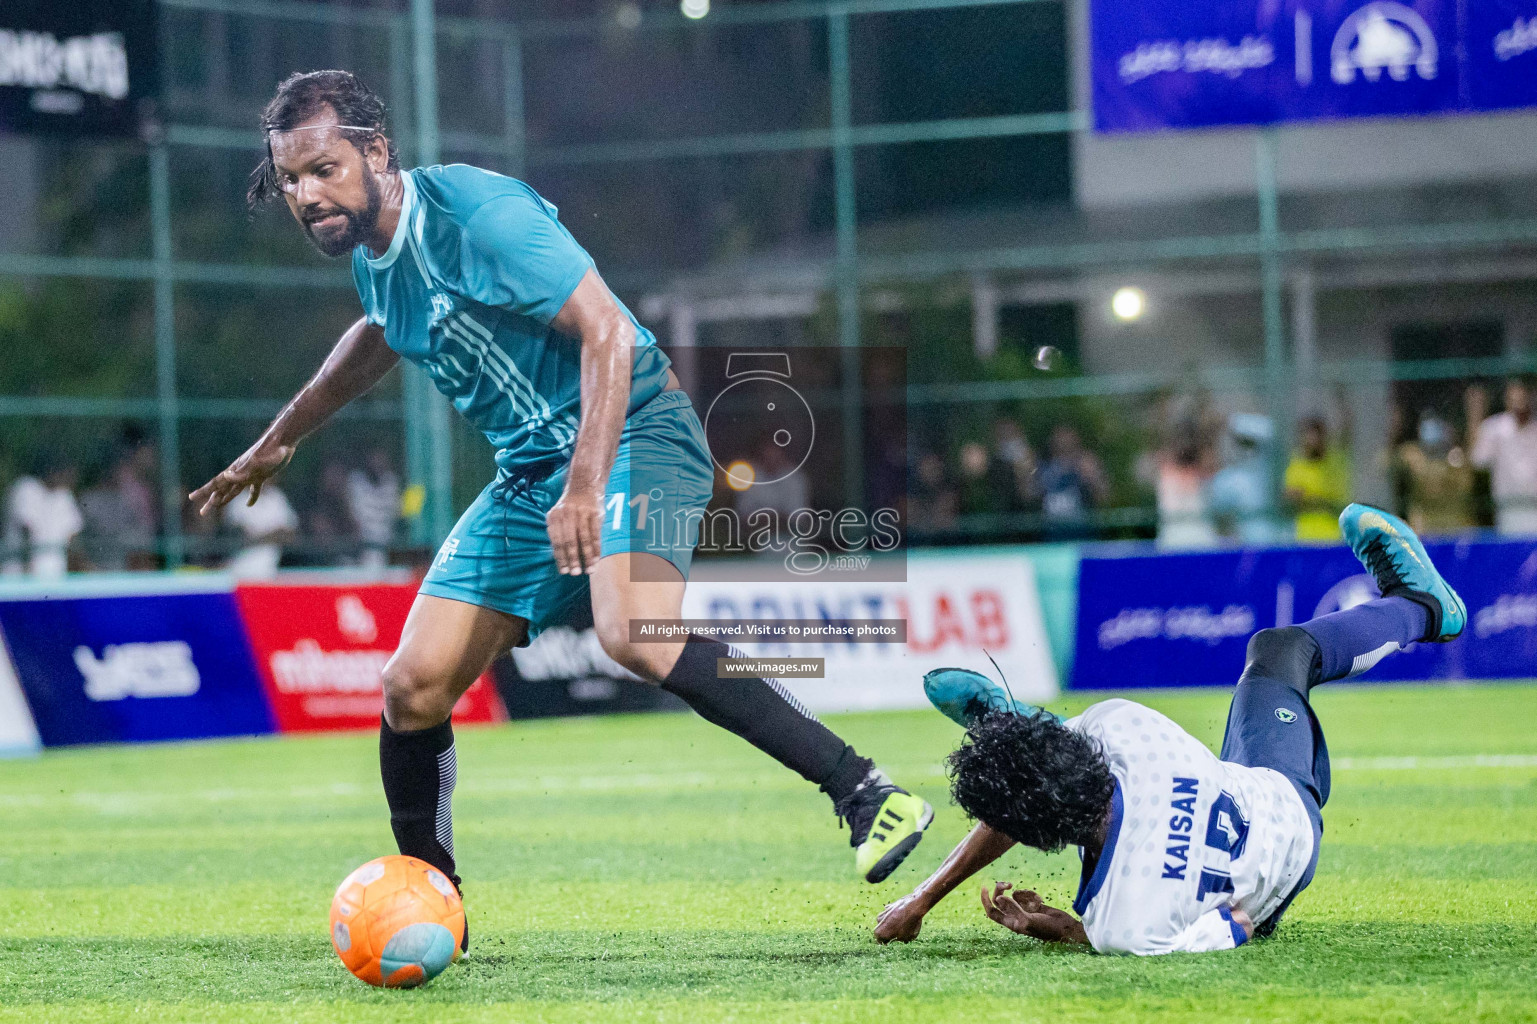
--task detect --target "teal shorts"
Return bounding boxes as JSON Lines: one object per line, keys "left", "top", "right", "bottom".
{"left": 419, "top": 389, "right": 715, "bottom": 640}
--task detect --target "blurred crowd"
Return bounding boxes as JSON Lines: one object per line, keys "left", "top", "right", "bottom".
{"left": 907, "top": 376, "right": 1537, "bottom": 547}
{"left": 4, "top": 377, "right": 1533, "bottom": 578}
{"left": 1, "top": 427, "right": 405, "bottom": 580}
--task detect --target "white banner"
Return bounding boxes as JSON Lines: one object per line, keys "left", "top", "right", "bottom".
{"left": 682, "top": 550, "right": 1058, "bottom": 712}
{"left": 0, "top": 625, "right": 41, "bottom": 757}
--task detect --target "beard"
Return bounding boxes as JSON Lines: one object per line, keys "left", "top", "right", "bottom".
{"left": 301, "top": 166, "right": 383, "bottom": 258}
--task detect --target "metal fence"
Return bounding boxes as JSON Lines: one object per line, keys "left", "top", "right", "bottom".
{"left": 2, "top": 0, "right": 1534, "bottom": 567}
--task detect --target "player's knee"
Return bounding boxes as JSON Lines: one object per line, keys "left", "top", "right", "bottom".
{"left": 381, "top": 661, "right": 455, "bottom": 730}
{"left": 1240, "top": 626, "right": 1320, "bottom": 695}
{"left": 594, "top": 622, "right": 668, "bottom": 684}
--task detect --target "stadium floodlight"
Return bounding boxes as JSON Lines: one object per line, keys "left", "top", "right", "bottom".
{"left": 1111, "top": 286, "right": 1146, "bottom": 322}
{"left": 681, "top": 0, "right": 710, "bottom": 19}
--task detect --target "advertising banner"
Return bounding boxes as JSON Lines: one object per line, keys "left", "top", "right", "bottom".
{"left": 0, "top": 591, "right": 274, "bottom": 746}
{"left": 1074, "top": 539, "right": 1537, "bottom": 688}
{"left": 1091, "top": 0, "right": 1537, "bottom": 132}
{"left": 235, "top": 583, "right": 502, "bottom": 732}
{"left": 675, "top": 550, "right": 1059, "bottom": 713}
{"left": 0, "top": 1, "right": 157, "bottom": 138}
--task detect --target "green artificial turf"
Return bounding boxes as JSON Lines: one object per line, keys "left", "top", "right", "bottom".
{"left": 2, "top": 683, "right": 1535, "bottom": 1022}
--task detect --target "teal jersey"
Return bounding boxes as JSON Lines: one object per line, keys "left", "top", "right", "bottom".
{"left": 351, "top": 165, "right": 672, "bottom": 478}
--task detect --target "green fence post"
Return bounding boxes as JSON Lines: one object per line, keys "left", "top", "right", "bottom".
{"left": 149, "top": 144, "right": 185, "bottom": 568}
{"left": 409, "top": 0, "right": 455, "bottom": 545}
{"left": 503, "top": 32, "right": 527, "bottom": 179}
{"left": 829, "top": 9, "right": 865, "bottom": 512}
{"left": 1256, "top": 129, "right": 1290, "bottom": 532}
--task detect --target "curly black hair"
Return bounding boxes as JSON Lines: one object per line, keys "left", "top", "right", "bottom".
{"left": 247, "top": 70, "right": 399, "bottom": 210}
{"left": 946, "top": 711, "right": 1115, "bottom": 853}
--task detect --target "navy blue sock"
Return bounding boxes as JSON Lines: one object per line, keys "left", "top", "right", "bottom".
{"left": 1299, "top": 596, "right": 1429, "bottom": 683}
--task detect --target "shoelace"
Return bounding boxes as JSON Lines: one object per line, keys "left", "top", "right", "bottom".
{"left": 1359, "top": 535, "right": 1407, "bottom": 594}
{"left": 834, "top": 774, "right": 892, "bottom": 834}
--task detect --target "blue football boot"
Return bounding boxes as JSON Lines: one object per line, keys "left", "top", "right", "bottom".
{"left": 1339, "top": 503, "right": 1466, "bottom": 642}
{"left": 922, "top": 667, "right": 1043, "bottom": 729}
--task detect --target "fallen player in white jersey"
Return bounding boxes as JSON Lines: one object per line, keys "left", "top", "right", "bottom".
{"left": 875, "top": 504, "right": 1466, "bottom": 955}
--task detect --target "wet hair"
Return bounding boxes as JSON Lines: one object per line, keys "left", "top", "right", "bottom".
{"left": 247, "top": 70, "right": 398, "bottom": 209}
{"left": 946, "top": 711, "right": 1115, "bottom": 853}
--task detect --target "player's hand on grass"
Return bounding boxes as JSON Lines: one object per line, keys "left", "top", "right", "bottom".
{"left": 189, "top": 438, "right": 295, "bottom": 516}
{"left": 980, "top": 882, "right": 1086, "bottom": 945}
{"left": 979, "top": 881, "right": 1036, "bottom": 936}
{"left": 547, "top": 485, "right": 604, "bottom": 574}
{"left": 874, "top": 891, "right": 930, "bottom": 944}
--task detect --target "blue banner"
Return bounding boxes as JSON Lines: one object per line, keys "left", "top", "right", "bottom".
{"left": 1091, "top": 0, "right": 1537, "bottom": 132}
{"left": 1073, "top": 539, "right": 1537, "bottom": 688}
{"left": 0, "top": 592, "right": 275, "bottom": 746}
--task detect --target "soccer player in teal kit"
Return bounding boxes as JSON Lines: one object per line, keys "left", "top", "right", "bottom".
{"left": 190, "top": 71, "right": 931, "bottom": 950}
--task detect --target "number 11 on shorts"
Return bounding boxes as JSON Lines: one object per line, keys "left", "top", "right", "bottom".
{"left": 605, "top": 492, "right": 651, "bottom": 531}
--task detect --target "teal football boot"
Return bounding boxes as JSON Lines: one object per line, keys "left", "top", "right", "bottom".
{"left": 922, "top": 667, "right": 1045, "bottom": 729}
{"left": 1339, "top": 503, "right": 1466, "bottom": 642}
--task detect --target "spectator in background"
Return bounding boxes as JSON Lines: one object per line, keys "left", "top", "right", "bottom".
{"left": 1467, "top": 378, "right": 1537, "bottom": 535}
{"left": 3, "top": 457, "right": 83, "bottom": 579}
{"left": 1394, "top": 413, "right": 1474, "bottom": 536}
{"left": 955, "top": 441, "right": 993, "bottom": 516}
{"left": 909, "top": 451, "right": 958, "bottom": 533}
{"left": 224, "top": 483, "right": 298, "bottom": 578}
{"left": 1209, "top": 413, "right": 1282, "bottom": 547}
{"left": 1038, "top": 424, "right": 1109, "bottom": 540}
{"left": 988, "top": 418, "right": 1039, "bottom": 513}
{"left": 868, "top": 436, "right": 909, "bottom": 518}
{"left": 1284, "top": 416, "right": 1351, "bottom": 542}
{"left": 1153, "top": 417, "right": 1216, "bottom": 550}
{"left": 347, "top": 449, "right": 402, "bottom": 570}
{"left": 79, "top": 439, "right": 159, "bottom": 571}
{"left": 305, "top": 460, "right": 359, "bottom": 567}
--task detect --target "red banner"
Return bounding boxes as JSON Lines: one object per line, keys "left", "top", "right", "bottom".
{"left": 235, "top": 583, "right": 502, "bottom": 732}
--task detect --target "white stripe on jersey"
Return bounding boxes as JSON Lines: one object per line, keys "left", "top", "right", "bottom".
{"left": 452, "top": 311, "right": 580, "bottom": 444}
{"left": 439, "top": 315, "right": 577, "bottom": 449}
{"left": 448, "top": 307, "right": 584, "bottom": 442}
{"left": 1064, "top": 699, "right": 1315, "bottom": 956}
{"left": 437, "top": 350, "right": 473, "bottom": 386}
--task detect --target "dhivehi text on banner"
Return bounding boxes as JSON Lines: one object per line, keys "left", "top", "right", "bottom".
{"left": 1091, "top": 0, "right": 1537, "bottom": 132}
{"left": 1073, "top": 540, "right": 1537, "bottom": 688}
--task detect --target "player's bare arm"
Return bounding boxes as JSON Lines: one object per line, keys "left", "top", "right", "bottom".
{"left": 190, "top": 316, "right": 399, "bottom": 515}
{"left": 545, "top": 270, "right": 634, "bottom": 575}
{"left": 979, "top": 882, "right": 1089, "bottom": 945}
{"left": 875, "top": 821, "right": 1016, "bottom": 943}
{"left": 192, "top": 107, "right": 406, "bottom": 516}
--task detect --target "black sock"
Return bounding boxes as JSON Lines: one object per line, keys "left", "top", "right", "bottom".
{"left": 379, "top": 716, "right": 458, "bottom": 883}
{"left": 661, "top": 634, "right": 872, "bottom": 803}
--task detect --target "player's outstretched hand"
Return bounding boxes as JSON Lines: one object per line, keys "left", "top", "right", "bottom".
{"left": 980, "top": 882, "right": 1088, "bottom": 946}
{"left": 979, "top": 881, "right": 1035, "bottom": 935}
{"left": 874, "top": 891, "right": 929, "bottom": 944}
{"left": 188, "top": 438, "right": 295, "bottom": 516}
{"left": 547, "top": 485, "right": 604, "bottom": 575}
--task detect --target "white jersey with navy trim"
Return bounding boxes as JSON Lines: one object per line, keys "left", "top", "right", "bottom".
{"left": 1063, "top": 699, "right": 1316, "bottom": 955}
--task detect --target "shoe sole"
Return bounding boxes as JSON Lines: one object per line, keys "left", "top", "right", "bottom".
{"left": 863, "top": 802, "right": 935, "bottom": 883}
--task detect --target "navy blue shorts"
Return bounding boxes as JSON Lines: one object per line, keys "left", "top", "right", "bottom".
{"left": 1219, "top": 676, "right": 1329, "bottom": 935}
